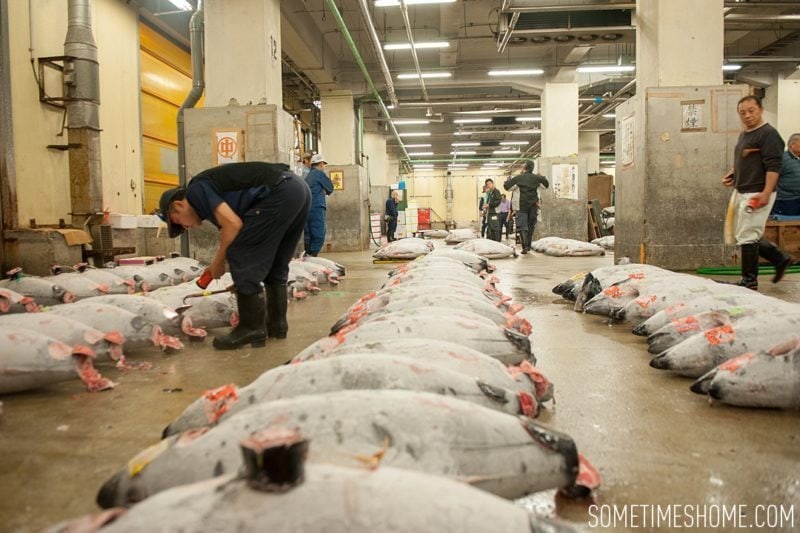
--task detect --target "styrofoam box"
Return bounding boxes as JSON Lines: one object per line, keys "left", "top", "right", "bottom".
{"left": 110, "top": 214, "right": 137, "bottom": 229}
{"left": 137, "top": 215, "right": 164, "bottom": 228}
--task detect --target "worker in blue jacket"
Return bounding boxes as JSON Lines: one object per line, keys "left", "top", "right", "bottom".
{"left": 303, "top": 154, "right": 334, "bottom": 256}
{"left": 385, "top": 190, "right": 399, "bottom": 242}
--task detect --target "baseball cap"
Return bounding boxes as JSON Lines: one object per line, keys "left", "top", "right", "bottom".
{"left": 157, "top": 186, "right": 187, "bottom": 238}
{"left": 311, "top": 154, "right": 327, "bottom": 165}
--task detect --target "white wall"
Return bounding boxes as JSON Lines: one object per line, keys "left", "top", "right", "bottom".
{"left": 320, "top": 93, "right": 356, "bottom": 166}
{"left": 9, "top": 0, "right": 142, "bottom": 226}
{"left": 405, "top": 168, "right": 511, "bottom": 226}
{"left": 776, "top": 79, "right": 800, "bottom": 144}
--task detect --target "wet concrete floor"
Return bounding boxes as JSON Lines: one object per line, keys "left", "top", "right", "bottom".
{"left": 0, "top": 246, "right": 798, "bottom": 531}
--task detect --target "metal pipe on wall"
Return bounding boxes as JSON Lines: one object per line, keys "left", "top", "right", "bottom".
{"left": 357, "top": 0, "right": 398, "bottom": 108}
{"left": 176, "top": 0, "right": 204, "bottom": 257}
{"left": 64, "top": 0, "right": 103, "bottom": 231}
{"left": 0, "top": 0, "right": 15, "bottom": 241}
{"left": 399, "top": 0, "right": 429, "bottom": 102}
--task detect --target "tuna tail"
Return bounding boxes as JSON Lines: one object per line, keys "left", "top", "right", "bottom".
{"left": 649, "top": 353, "right": 672, "bottom": 370}
{"left": 96, "top": 471, "right": 125, "bottom": 509}
{"left": 631, "top": 322, "right": 649, "bottom": 336}
{"left": 562, "top": 453, "right": 602, "bottom": 499}
{"left": 610, "top": 306, "right": 627, "bottom": 322}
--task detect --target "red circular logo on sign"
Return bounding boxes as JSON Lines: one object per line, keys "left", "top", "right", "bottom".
{"left": 218, "top": 137, "right": 237, "bottom": 159}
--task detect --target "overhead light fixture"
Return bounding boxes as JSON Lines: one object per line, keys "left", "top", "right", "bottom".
{"left": 404, "top": 143, "right": 432, "bottom": 148}
{"left": 722, "top": 64, "right": 742, "bottom": 71}
{"left": 577, "top": 65, "right": 635, "bottom": 73}
{"left": 387, "top": 105, "right": 395, "bottom": 109}
{"left": 448, "top": 164, "right": 469, "bottom": 168}
{"left": 488, "top": 69, "right": 544, "bottom": 76}
{"left": 515, "top": 117, "right": 541, "bottom": 122}
{"left": 454, "top": 131, "right": 472, "bottom": 136}
{"left": 397, "top": 72, "right": 452, "bottom": 79}
{"left": 398, "top": 132, "right": 431, "bottom": 137}
{"left": 454, "top": 107, "right": 541, "bottom": 115}
{"left": 602, "top": 113, "right": 616, "bottom": 119}
{"left": 501, "top": 141, "right": 528, "bottom": 145}
{"left": 511, "top": 129, "right": 541, "bottom": 135}
{"left": 376, "top": 0, "right": 456, "bottom": 6}
{"left": 452, "top": 142, "right": 480, "bottom": 147}
{"left": 392, "top": 119, "right": 430, "bottom": 125}
{"left": 454, "top": 118, "right": 491, "bottom": 124}
{"left": 494, "top": 149, "right": 521, "bottom": 155}
{"left": 384, "top": 41, "right": 450, "bottom": 50}
{"left": 451, "top": 151, "right": 477, "bottom": 155}
{"left": 408, "top": 151, "right": 434, "bottom": 156}
{"left": 167, "top": 0, "right": 193, "bottom": 10}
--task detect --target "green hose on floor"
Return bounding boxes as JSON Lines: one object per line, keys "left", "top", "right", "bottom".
{"left": 696, "top": 265, "right": 800, "bottom": 276}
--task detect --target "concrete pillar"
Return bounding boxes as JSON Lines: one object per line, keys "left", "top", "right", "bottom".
{"left": 541, "top": 83, "right": 578, "bottom": 157}
{"left": 635, "top": 0, "right": 723, "bottom": 89}
{"left": 363, "top": 132, "right": 388, "bottom": 186}
{"left": 763, "top": 79, "right": 800, "bottom": 143}
{"left": 579, "top": 131, "right": 600, "bottom": 174}
{"left": 320, "top": 92, "right": 356, "bottom": 166}
{"left": 205, "top": 0, "right": 282, "bottom": 107}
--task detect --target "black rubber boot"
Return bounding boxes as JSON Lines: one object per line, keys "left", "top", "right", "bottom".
{"left": 733, "top": 242, "right": 759, "bottom": 290}
{"left": 213, "top": 290, "right": 267, "bottom": 350}
{"left": 758, "top": 239, "right": 795, "bottom": 283}
{"left": 266, "top": 284, "right": 288, "bottom": 339}
{"left": 519, "top": 230, "right": 530, "bottom": 253}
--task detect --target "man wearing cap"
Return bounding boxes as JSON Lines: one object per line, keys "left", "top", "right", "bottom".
{"left": 299, "top": 151, "right": 313, "bottom": 179}
{"left": 158, "top": 161, "right": 311, "bottom": 350}
{"left": 303, "top": 154, "right": 334, "bottom": 256}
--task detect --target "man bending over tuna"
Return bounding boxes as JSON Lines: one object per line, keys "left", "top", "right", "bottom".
{"left": 158, "top": 162, "right": 311, "bottom": 350}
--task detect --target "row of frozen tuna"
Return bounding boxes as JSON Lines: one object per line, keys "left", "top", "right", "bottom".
{"left": 532, "top": 237, "right": 606, "bottom": 257}
{"left": 553, "top": 263, "right": 800, "bottom": 410}
{"left": 0, "top": 255, "right": 347, "bottom": 395}
{"left": 53, "top": 248, "right": 599, "bottom": 531}
{"left": 373, "top": 236, "right": 516, "bottom": 260}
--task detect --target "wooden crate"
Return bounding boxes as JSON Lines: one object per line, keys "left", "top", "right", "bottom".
{"left": 764, "top": 220, "right": 800, "bottom": 256}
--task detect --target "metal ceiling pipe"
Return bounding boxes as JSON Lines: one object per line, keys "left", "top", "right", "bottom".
{"left": 399, "top": 0, "right": 429, "bottom": 101}
{"left": 504, "top": 2, "right": 636, "bottom": 12}
{"left": 398, "top": 98, "right": 541, "bottom": 107}
{"left": 724, "top": 14, "right": 800, "bottom": 21}
{"left": 357, "top": 0, "right": 398, "bottom": 107}
{"left": 724, "top": 1, "right": 800, "bottom": 7}
{"left": 177, "top": 0, "right": 204, "bottom": 256}
{"left": 580, "top": 78, "right": 635, "bottom": 127}
{"left": 64, "top": 0, "right": 102, "bottom": 231}
{"left": 727, "top": 56, "right": 800, "bottom": 63}
{"left": 324, "top": 0, "right": 410, "bottom": 165}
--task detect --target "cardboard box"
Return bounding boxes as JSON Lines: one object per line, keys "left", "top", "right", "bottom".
{"left": 110, "top": 214, "right": 137, "bottom": 229}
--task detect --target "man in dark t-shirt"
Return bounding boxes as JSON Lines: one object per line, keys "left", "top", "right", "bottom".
{"left": 504, "top": 161, "right": 550, "bottom": 254}
{"left": 158, "top": 162, "right": 311, "bottom": 350}
{"left": 722, "top": 95, "right": 794, "bottom": 289}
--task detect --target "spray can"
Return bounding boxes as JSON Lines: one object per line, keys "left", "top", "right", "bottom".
{"left": 196, "top": 271, "right": 213, "bottom": 289}
{"left": 745, "top": 198, "right": 762, "bottom": 214}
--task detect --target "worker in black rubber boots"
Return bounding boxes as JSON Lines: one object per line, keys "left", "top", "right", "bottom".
{"left": 158, "top": 161, "right": 311, "bottom": 350}
{"left": 722, "top": 95, "right": 794, "bottom": 290}
{"left": 504, "top": 161, "right": 549, "bottom": 254}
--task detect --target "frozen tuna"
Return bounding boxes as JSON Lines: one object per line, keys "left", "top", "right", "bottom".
{"left": 80, "top": 295, "right": 206, "bottom": 340}
{"left": 98, "top": 390, "right": 585, "bottom": 507}
{"left": 373, "top": 238, "right": 434, "bottom": 260}
{"left": 445, "top": 228, "right": 478, "bottom": 243}
{"left": 73, "top": 264, "right": 136, "bottom": 295}
{"left": 0, "top": 269, "right": 73, "bottom": 306}
{"left": 0, "top": 287, "right": 39, "bottom": 313}
{"left": 163, "top": 353, "right": 544, "bottom": 437}
{"left": 455, "top": 238, "right": 517, "bottom": 259}
{"left": 0, "top": 325, "right": 113, "bottom": 393}
{"left": 690, "top": 337, "right": 800, "bottom": 410}
{"left": 300, "top": 255, "right": 346, "bottom": 277}
{"left": 531, "top": 237, "right": 604, "bottom": 257}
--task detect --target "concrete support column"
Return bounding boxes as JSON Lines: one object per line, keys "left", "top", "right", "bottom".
{"left": 614, "top": 0, "right": 734, "bottom": 269}
{"left": 205, "top": 0, "right": 282, "bottom": 107}
{"left": 541, "top": 83, "right": 578, "bottom": 157}
{"left": 579, "top": 131, "right": 600, "bottom": 174}
{"left": 763, "top": 78, "right": 800, "bottom": 143}
{"left": 363, "top": 132, "right": 388, "bottom": 186}
{"left": 320, "top": 92, "right": 356, "bottom": 166}
{"left": 635, "top": 0, "right": 723, "bottom": 89}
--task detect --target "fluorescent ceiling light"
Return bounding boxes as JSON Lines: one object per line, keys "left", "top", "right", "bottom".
{"left": 376, "top": 0, "right": 456, "bottom": 6}
{"left": 515, "top": 117, "right": 541, "bottom": 122}
{"left": 722, "top": 64, "right": 742, "bottom": 71}
{"left": 602, "top": 113, "right": 616, "bottom": 118}
{"left": 413, "top": 164, "right": 434, "bottom": 168}
{"left": 488, "top": 69, "right": 544, "bottom": 76}
{"left": 384, "top": 41, "right": 450, "bottom": 50}
{"left": 393, "top": 119, "right": 430, "bottom": 125}
{"left": 404, "top": 143, "right": 431, "bottom": 148}
{"left": 454, "top": 107, "right": 541, "bottom": 115}
{"left": 397, "top": 72, "right": 452, "bottom": 79}
{"left": 577, "top": 65, "right": 635, "bottom": 73}
{"left": 398, "top": 132, "right": 431, "bottom": 137}
{"left": 408, "top": 151, "right": 434, "bottom": 156}
{"left": 600, "top": 160, "right": 616, "bottom": 165}
{"left": 387, "top": 105, "right": 395, "bottom": 109}
{"left": 501, "top": 141, "right": 528, "bottom": 145}
{"left": 451, "top": 151, "right": 477, "bottom": 155}
{"left": 494, "top": 149, "right": 521, "bottom": 154}
{"left": 511, "top": 129, "right": 541, "bottom": 135}
{"left": 454, "top": 118, "right": 491, "bottom": 124}
{"left": 452, "top": 142, "right": 480, "bottom": 147}
{"left": 167, "top": 0, "right": 193, "bottom": 10}
{"left": 454, "top": 131, "right": 472, "bottom": 136}
{"left": 448, "top": 164, "right": 469, "bottom": 168}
